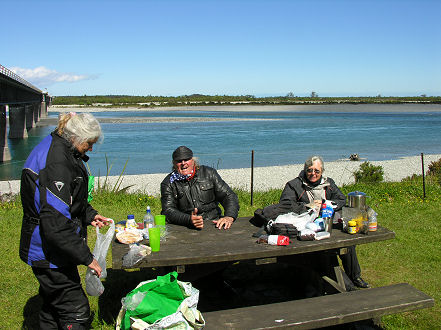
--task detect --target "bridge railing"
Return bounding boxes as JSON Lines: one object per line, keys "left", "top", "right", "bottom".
{"left": 0, "top": 64, "right": 42, "bottom": 93}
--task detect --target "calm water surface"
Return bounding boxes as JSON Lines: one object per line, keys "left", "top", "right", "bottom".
{"left": 1, "top": 104, "right": 441, "bottom": 180}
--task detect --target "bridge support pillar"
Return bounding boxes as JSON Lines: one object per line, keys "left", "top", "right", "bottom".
{"left": 25, "top": 104, "right": 36, "bottom": 133}
{"left": 33, "top": 103, "right": 40, "bottom": 124}
{"left": 0, "top": 105, "right": 12, "bottom": 162}
{"left": 40, "top": 100, "right": 47, "bottom": 118}
{"left": 9, "top": 105, "right": 28, "bottom": 139}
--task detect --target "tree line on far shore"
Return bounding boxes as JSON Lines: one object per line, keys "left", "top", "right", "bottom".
{"left": 51, "top": 94, "right": 441, "bottom": 107}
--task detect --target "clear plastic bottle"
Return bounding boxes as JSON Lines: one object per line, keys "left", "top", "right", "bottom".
{"left": 367, "top": 206, "right": 378, "bottom": 232}
{"left": 143, "top": 206, "right": 154, "bottom": 239}
{"left": 126, "top": 214, "right": 136, "bottom": 229}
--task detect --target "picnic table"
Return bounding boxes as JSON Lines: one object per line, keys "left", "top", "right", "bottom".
{"left": 112, "top": 217, "right": 434, "bottom": 329}
{"left": 112, "top": 217, "right": 394, "bottom": 270}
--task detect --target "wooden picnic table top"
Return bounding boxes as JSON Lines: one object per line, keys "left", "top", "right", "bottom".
{"left": 112, "top": 217, "right": 395, "bottom": 270}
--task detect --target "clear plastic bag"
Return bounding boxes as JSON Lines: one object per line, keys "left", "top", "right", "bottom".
{"left": 85, "top": 269, "right": 104, "bottom": 296}
{"left": 122, "top": 243, "right": 151, "bottom": 268}
{"left": 121, "top": 291, "right": 147, "bottom": 311}
{"left": 85, "top": 220, "right": 115, "bottom": 296}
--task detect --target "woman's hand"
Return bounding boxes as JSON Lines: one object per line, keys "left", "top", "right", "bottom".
{"left": 213, "top": 216, "right": 234, "bottom": 230}
{"left": 88, "top": 258, "right": 102, "bottom": 277}
{"left": 91, "top": 214, "right": 112, "bottom": 228}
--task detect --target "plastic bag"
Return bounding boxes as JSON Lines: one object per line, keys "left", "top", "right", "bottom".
{"left": 269, "top": 208, "right": 319, "bottom": 232}
{"left": 298, "top": 229, "right": 316, "bottom": 241}
{"left": 122, "top": 244, "right": 151, "bottom": 268}
{"left": 116, "top": 272, "right": 205, "bottom": 330}
{"left": 85, "top": 220, "right": 115, "bottom": 296}
{"left": 85, "top": 269, "right": 104, "bottom": 296}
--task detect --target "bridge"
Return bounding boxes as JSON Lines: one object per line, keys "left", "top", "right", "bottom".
{"left": 0, "top": 64, "right": 50, "bottom": 162}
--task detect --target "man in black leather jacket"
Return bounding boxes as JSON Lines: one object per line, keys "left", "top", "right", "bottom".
{"left": 161, "top": 146, "right": 239, "bottom": 230}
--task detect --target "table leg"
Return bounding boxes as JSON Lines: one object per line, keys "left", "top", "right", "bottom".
{"left": 322, "top": 266, "right": 347, "bottom": 293}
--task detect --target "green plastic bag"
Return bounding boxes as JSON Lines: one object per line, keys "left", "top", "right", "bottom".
{"left": 88, "top": 175, "right": 95, "bottom": 202}
{"left": 121, "top": 272, "right": 185, "bottom": 330}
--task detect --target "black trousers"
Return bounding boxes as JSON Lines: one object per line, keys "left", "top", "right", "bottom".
{"left": 339, "top": 245, "right": 362, "bottom": 280}
{"left": 32, "top": 266, "right": 90, "bottom": 330}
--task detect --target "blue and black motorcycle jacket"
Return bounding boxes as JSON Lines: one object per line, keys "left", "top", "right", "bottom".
{"left": 19, "top": 132, "right": 98, "bottom": 268}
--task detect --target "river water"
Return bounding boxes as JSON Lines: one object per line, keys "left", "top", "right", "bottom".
{"left": 1, "top": 103, "right": 441, "bottom": 180}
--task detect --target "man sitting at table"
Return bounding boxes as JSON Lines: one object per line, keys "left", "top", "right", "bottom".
{"left": 161, "top": 146, "right": 239, "bottom": 230}
{"left": 279, "top": 155, "right": 369, "bottom": 289}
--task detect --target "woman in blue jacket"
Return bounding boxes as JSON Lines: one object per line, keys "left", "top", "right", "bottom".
{"left": 20, "top": 112, "right": 110, "bottom": 329}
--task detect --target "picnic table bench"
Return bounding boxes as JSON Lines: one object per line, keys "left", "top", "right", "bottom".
{"left": 112, "top": 217, "right": 434, "bottom": 329}
{"left": 203, "top": 283, "right": 434, "bottom": 329}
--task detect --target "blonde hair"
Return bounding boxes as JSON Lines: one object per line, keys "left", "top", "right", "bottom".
{"left": 57, "top": 112, "right": 102, "bottom": 146}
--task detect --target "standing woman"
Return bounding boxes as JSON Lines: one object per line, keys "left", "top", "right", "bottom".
{"left": 19, "top": 112, "right": 110, "bottom": 329}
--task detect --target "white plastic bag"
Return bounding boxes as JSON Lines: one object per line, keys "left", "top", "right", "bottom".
{"left": 85, "top": 220, "right": 115, "bottom": 296}
{"left": 269, "top": 208, "right": 319, "bottom": 232}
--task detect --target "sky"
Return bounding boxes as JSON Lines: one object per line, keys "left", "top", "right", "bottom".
{"left": 2, "top": 0, "right": 441, "bottom": 97}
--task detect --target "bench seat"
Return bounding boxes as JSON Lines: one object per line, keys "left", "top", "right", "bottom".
{"left": 203, "top": 283, "right": 434, "bottom": 329}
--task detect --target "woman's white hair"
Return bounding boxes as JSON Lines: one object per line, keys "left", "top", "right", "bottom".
{"left": 304, "top": 155, "right": 325, "bottom": 172}
{"left": 57, "top": 112, "right": 102, "bottom": 145}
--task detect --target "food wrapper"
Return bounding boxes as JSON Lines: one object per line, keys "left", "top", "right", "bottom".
{"left": 116, "top": 228, "right": 143, "bottom": 244}
{"left": 320, "top": 201, "right": 335, "bottom": 218}
{"left": 115, "top": 221, "right": 126, "bottom": 233}
{"left": 268, "top": 235, "right": 290, "bottom": 245}
{"left": 298, "top": 229, "right": 316, "bottom": 241}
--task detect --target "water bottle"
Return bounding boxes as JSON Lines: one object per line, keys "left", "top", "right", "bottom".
{"left": 143, "top": 206, "right": 154, "bottom": 239}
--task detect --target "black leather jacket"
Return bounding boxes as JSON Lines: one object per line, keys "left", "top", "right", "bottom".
{"left": 160, "top": 165, "right": 239, "bottom": 227}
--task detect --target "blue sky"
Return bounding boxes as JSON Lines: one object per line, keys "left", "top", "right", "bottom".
{"left": 2, "top": 0, "right": 440, "bottom": 97}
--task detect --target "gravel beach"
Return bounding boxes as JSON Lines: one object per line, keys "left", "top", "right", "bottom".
{"left": 2, "top": 154, "right": 440, "bottom": 197}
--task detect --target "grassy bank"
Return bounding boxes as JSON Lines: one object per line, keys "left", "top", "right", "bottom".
{"left": 1, "top": 178, "right": 440, "bottom": 329}
{"left": 51, "top": 95, "right": 441, "bottom": 107}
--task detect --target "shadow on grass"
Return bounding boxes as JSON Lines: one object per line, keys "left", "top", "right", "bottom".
{"left": 97, "top": 259, "right": 326, "bottom": 324}
{"left": 22, "top": 294, "right": 42, "bottom": 329}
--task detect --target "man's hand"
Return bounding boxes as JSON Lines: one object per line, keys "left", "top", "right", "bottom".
{"left": 91, "top": 215, "right": 112, "bottom": 228}
{"left": 213, "top": 216, "right": 234, "bottom": 230}
{"left": 88, "top": 258, "right": 102, "bottom": 277}
{"left": 191, "top": 208, "right": 204, "bottom": 229}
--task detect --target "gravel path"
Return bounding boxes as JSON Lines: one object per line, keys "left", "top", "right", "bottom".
{"left": 3, "top": 154, "right": 439, "bottom": 197}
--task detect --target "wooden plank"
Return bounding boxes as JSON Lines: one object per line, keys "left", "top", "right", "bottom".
{"left": 112, "top": 217, "right": 395, "bottom": 269}
{"left": 203, "top": 283, "right": 434, "bottom": 329}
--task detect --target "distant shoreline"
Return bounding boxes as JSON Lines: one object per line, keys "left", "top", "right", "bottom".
{"left": 48, "top": 103, "right": 441, "bottom": 114}
{"left": 38, "top": 103, "right": 441, "bottom": 125}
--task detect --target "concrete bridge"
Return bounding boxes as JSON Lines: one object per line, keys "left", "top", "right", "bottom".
{"left": 0, "top": 64, "right": 50, "bottom": 162}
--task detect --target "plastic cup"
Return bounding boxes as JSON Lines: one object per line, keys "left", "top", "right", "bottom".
{"left": 148, "top": 227, "right": 160, "bottom": 252}
{"left": 155, "top": 215, "right": 167, "bottom": 241}
{"left": 154, "top": 215, "right": 166, "bottom": 226}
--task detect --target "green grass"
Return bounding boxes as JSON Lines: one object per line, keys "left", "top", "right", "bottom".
{"left": 1, "top": 178, "right": 440, "bottom": 329}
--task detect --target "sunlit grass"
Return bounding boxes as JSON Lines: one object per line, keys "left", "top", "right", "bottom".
{"left": 2, "top": 178, "right": 440, "bottom": 328}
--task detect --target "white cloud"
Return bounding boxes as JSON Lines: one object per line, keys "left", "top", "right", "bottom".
{"left": 10, "top": 66, "right": 94, "bottom": 87}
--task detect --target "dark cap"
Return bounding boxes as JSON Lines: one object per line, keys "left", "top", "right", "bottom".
{"left": 172, "top": 146, "right": 193, "bottom": 161}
